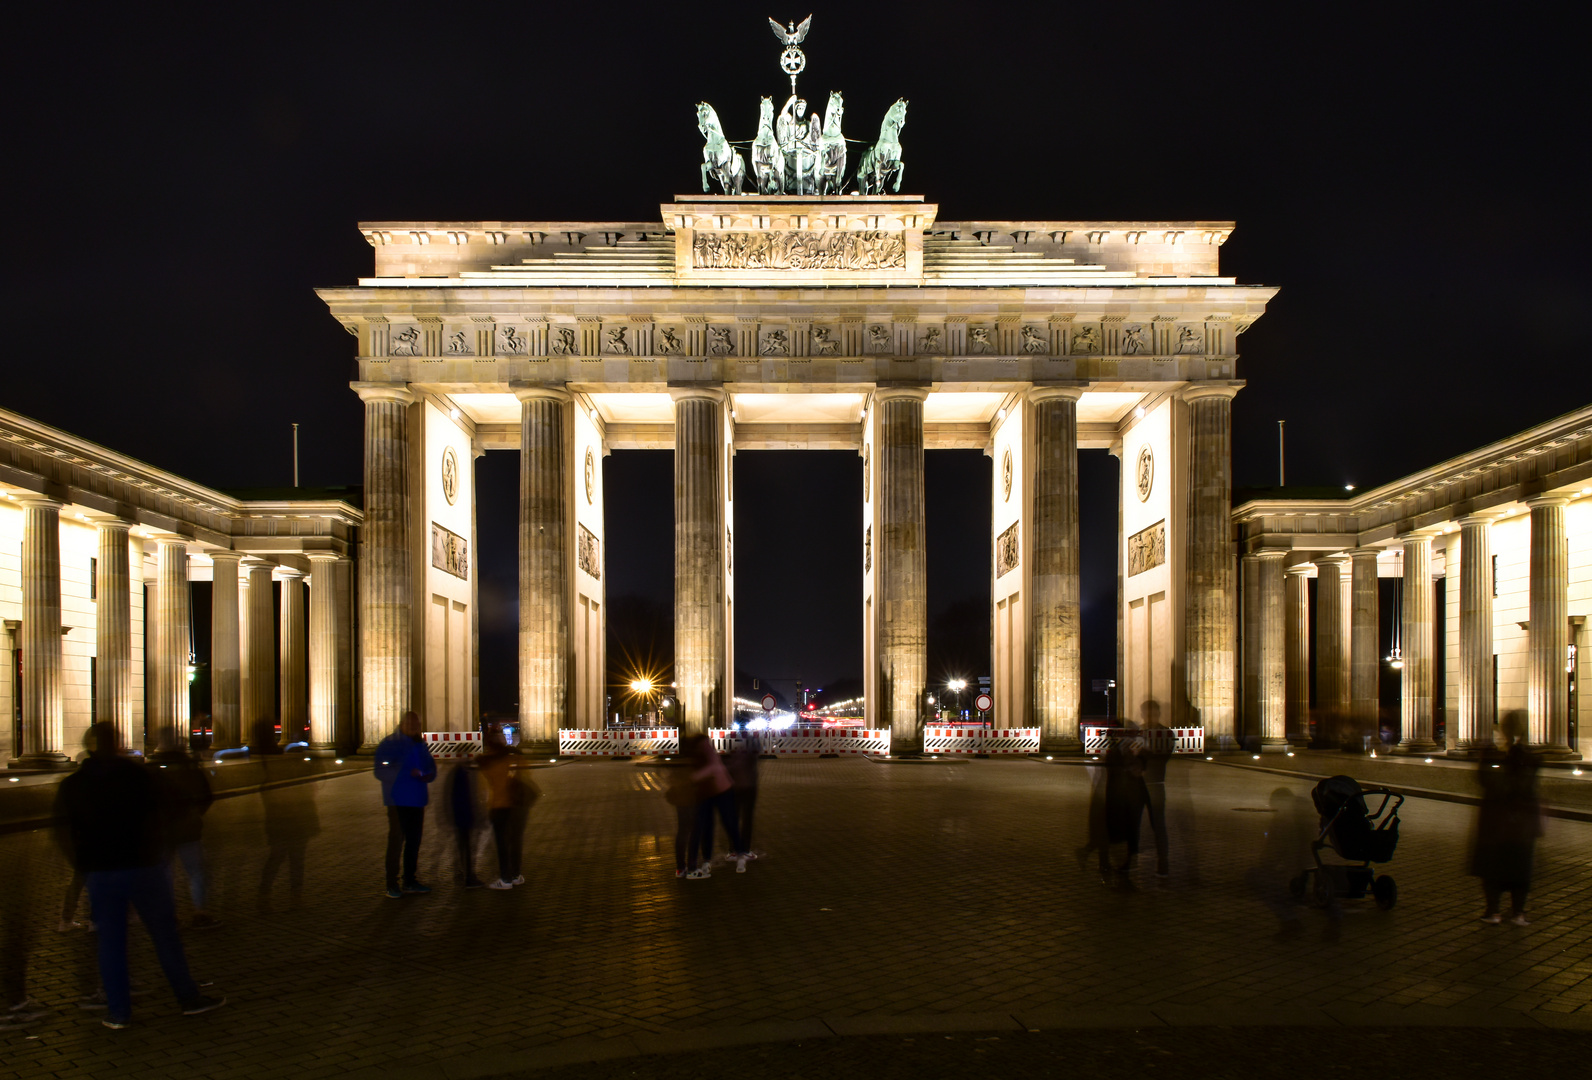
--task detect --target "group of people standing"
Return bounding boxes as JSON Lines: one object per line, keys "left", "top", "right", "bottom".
{"left": 666, "top": 733, "right": 760, "bottom": 878}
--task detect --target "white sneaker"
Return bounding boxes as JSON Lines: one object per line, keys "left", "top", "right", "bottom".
{"left": 735, "top": 855, "right": 748, "bottom": 873}
{"left": 742, "top": 851, "right": 759, "bottom": 861}
{"left": 486, "top": 879, "right": 513, "bottom": 890}
{"left": 686, "top": 866, "right": 712, "bottom": 879}
{"left": 510, "top": 875, "right": 525, "bottom": 886}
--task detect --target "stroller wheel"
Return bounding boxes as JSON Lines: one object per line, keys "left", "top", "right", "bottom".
{"left": 1373, "top": 875, "right": 1397, "bottom": 910}
{"left": 1312, "top": 872, "right": 1333, "bottom": 908}
{"left": 1288, "top": 873, "right": 1307, "bottom": 898}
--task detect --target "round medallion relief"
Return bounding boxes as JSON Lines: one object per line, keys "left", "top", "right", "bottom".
{"left": 1002, "top": 447, "right": 1014, "bottom": 502}
{"left": 584, "top": 447, "right": 596, "bottom": 504}
{"left": 440, "top": 446, "right": 459, "bottom": 505}
{"left": 1136, "top": 444, "right": 1154, "bottom": 502}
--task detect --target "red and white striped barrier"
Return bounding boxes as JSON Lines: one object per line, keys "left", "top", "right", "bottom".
{"left": 1081, "top": 726, "right": 1204, "bottom": 754}
{"left": 557, "top": 729, "right": 680, "bottom": 756}
{"left": 422, "top": 731, "right": 485, "bottom": 759}
{"left": 922, "top": 726, "right": 1041, "bottom": 755}
{"left": 710, "top": 728, "right": 891, "bottom": 756}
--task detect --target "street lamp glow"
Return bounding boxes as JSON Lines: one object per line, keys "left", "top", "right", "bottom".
{"left": 630, "top": 679, "right": 653, "bottom": 693}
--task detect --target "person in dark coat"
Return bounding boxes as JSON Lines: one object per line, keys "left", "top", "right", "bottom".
{"left": 150, "top": 733, "right": 218, "bottom": 929}
{"left": 1470, "top": 711, "right": 1543, "bottom": 925}
{"left": 726, "top": 728, "right": 761, "bottom": 859}
{"left": 53, "top": 723, "right": 225, "bottom": 1029}
{"left": 373, "top": 711, "right": 437, "bottom": 898}
{"left": 252, "top": 718, "right": 321, "bottom": 907}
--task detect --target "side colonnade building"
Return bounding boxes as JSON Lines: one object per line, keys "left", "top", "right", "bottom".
{"left": 318, "top": 194, "right": 1278, "bottom": 751}
{"left": 0, "top": 407, "right": 361, "bottom": 766}
{"left": 1235, "top": 404, "right": 1592, "bottom": 757}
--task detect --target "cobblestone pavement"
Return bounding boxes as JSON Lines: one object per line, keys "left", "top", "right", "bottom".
{"left": 1, "top": 757, "right": 1588, "bottom": 1079}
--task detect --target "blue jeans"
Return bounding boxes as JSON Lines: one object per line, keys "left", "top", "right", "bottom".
{"left": 172, "top": 841, "right": 207, "bottom": 910}
{"left": 87, "top": 866, "right": 199, "bottom": 1021}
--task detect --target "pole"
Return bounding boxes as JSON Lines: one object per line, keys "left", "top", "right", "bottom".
{"left": 292, "top": 423, "right": 300, "bottom": 488}
{"left": 1277, "top": 420, "right": 1285, "bottom": 487}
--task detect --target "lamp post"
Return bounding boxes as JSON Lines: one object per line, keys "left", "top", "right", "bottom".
{"left": 629, "top": 678, "right": 656, "bottom": 724}
{"left": 947, "top": 678, "right": 966, "bottom": 721}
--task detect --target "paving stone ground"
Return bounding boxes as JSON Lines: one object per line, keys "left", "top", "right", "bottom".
{"left": 0, "top": 757, "right": 1588, "bottom": 1078}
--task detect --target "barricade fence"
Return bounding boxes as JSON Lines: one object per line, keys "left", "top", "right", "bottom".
{"left": 557, "top": 729, "right": 681, "bottom": 756}
{"left": 710, "top": 728, "right": 891, "bottom": 756}
{"left": 422, "top": 731, "right": 485, "bottom": 760}
{"left": 1080, "top": 726, "right": 1205, "bottom": 754}
{"left": 921, "top": 727, "right": 1041, "bottom": 755}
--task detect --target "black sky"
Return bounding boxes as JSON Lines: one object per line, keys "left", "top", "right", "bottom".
{"left": 7, "top": 2, "right": 1588, "bottom": 713}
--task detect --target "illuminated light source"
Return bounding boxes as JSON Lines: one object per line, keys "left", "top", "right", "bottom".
{"left": 1252, "top": 754, "right": 1260, "bottom": 760}
{"left": 335, "top": 758, "right": 344, "bottom": 765}
{"left": 304, "top": 756, "right": 312, "bottom": 762}
{"left": 1287, "top": 751, "right": 1295, "bottom": 757}
{"left": 1134, "top": 406, "right": 1146, "bottom": 418}
{"left": 998, "top": 408, "right": 1006, "bottom": 419}
{"left": 549, "top": 758, "right": 557, "bottom": 763}
{"left": 6, "top": 777, "right": 16, "bottom": 783}
{"left": 1045, "top": 755, "right": 1053, "bottom": 761}
{"left": 1205, "top": 756, "right": 1213, "bottom": 761}
{"left": 1344, "top": 484, "right": 1355, "bottom": 491}
{"left": 1573, "top": 768, "right": 1584, "bottom": 776}
{"left": 449, "top": 407, "right": 461, "bottom": 420}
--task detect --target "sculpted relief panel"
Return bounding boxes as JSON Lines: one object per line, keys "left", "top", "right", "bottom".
{"left": 1127, "top": 520, "right": 1166, "bottom": 577}
{"left": 693, "top": 230, "right": 906, "bottom": 270}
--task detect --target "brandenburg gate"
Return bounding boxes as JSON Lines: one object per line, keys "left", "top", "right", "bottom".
{"left": 316, "top": 21, "right": 1276, "bottom": 752}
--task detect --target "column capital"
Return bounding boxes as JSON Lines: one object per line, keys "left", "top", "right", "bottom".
{"left": 1180, "top": 382, "right": 1242, "bottom": 405}
{"left": 667, "top": 385, "right": 726, "bottom": 405}
{"left": 208, "top": 551, "right": 243, "bottom": 566}
{"left": 1457, "top": 513, "right": 1498, "bottom": 528}
{"left": 15, "top": 495, "right": 63, "bottom": 511}
{"left": 1026, "top": 385, "right": 1086, "bottom": 405}
{"left": 88, "top": 514, "right": 134, "bottom": 531}
{"left": 304, "top": 551, "right": 343, "bottom": 565}
{"left": 1316, "top": 553, "right": 1351, "bottom": 568}
{"left": 351, "top": 382, "right": 416, "bottom": 406}
{"left": 1247, "top": 548, "right": 1287, "bottom": 562}
{"left": 240, "top": 556, "right": 274, "bottom": 573}
{"left": 276, "top": 566, "right": 306, "bottom": 581}
{"left": 1398, "top": 531, "right": 1436, "bottom": 548}
{"left": 1284, "top": 562, "right": 1315, "bottom": 577}
{"left": 1527, "top": 494, "right": 1571, "bottom": 509}
{"left": 871, "top": 386, "right": 929, "bottom": 405}
{"left": 1349, "top": 546, "right": 1383, "bottom": 561}
{"left": 511, "top": 381, "right": 572, "bottom": 404}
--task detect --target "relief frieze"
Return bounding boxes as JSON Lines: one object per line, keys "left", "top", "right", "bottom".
{"left": 692, "top": 230, "right": 906, "bottom": 270}
{"left": 1128, "top": 519, "right": 1166, "bottom": 577}
{"left": 996, "top": 521, "right": 1020, "bottom": 579}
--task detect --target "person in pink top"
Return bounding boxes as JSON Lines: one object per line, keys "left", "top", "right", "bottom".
{"left": 684, "top": 735, "right": 745, "bottom": 878}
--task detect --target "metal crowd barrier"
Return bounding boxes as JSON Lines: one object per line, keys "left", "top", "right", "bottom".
{"left": 921, "top": 726, "right": 1041, "bottom": 755}
{"left": 422, "top": 731, "right": 486, "bottom": 759}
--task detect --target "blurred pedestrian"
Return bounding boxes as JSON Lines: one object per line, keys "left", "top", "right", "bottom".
{"left": 1248, "top": 785, "right": 1316, "bottom": 940}
{"left": 1104, "top": 723, "right": 1148, "bottom": 886}
{"left": 727, "top": 726, "right": 761, "bottom": 859}
{"left": 1, "top": 829, "right": 48, "bottom": 1029}
{"left": 53, "top": 722, "right": 225, "bottom": 1029}
{"left": 1138, "top": 700, "right": 1172, "bottom": 878}
{"left": 477, "top": 727, "right": 539, "bottom": 890}
{"left": 446, "top": 754, "right": 486, "bottom": 889}
{"left": 666, "top": 740, "right": 703, "bottom": 878}
{"left": 150, "top": 733, "right": 218, "bottom": 929}
{"left": 686, "top": 734, "right": 744, "bottom": 878}
{"left": 1074, "top": 746, "right": 1111, "bottom": 883}
{"left": 374, "top": 711, "right": 437, "bottom": 898}
{"left": 252, "top": 719, "right": 321, "bottom": 908}
{"left": 1470, "top": 711, "right": 1542, "bottom": 926}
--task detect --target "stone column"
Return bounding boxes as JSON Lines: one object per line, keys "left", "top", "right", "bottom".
{"left": 209, "top": 552, "right": 242, "bottom": 750}
{"left": 1256, "top": 551, "right": 1287, "bottom": 750}
{"left": 1241, "top": 554, "right": 1262, "bottom": 740}
{"left": 874, "top": 387, "right": 929, "bottom": 749}
{"left": 1285, "top": 563, "right": 1312, "bottom": 746}
{"left": 1183, "top": 385, "right": 1239, "bottom": 744}
{"left": 1398, "top": 535, "right": 1436, "bottom": 751}
{"left": 1349, "top": 548, "right": 1381, "bottom": 736}
{"left": 238, "top": 567, "right": 251, "bottom": 738}
{"left": 1528, "top": 496, "right": 1570, "bottom": 751}
{"left": 278, "top": 569, "right": 307, "bottom": 746}
{"left": 516, "top": 385, "right": 571, "bottom": 748}
{"left": 95, "top": 519, "right": 135, "bottom": 750}
{"left": 671, "top": 387, "right": 728, "bottom": 737}
{"left": 14, "top": 497, "right": 68, "bottom": 768}
{"left": 152, "top": 538, "right": 191, "bottom": 752}
{"left": 1030, "top": 386, "right": 1084, "bottom": 751}
{"left": 1315, "top": 556, "right": 1351, "bottom": 724}
{"left": 307, "top": 554, "right": 341, "bottom": 753}
{"left": 355, "top": 383, "right": 416, "bottom": 750}
{"left": 245, "top": 560, "right": 276, "bottom": 741}
{"left": 1456, "top": 515, "right": 1495, "bottom": 752}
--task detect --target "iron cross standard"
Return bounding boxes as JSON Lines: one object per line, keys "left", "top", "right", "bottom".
{"left": 769, "top": 14, "right": 811, "bottom": 96}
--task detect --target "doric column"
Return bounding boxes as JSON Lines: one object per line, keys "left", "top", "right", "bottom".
{"left": 1456, "top": 515, "right": 1495, "bottom": 751}
{"left": 1285, "top": 563, "right": 1312, "bottom": 746}
{"left": 1029, "top": 386, "right": 1084, "bottom": 751}
{"left": 1183, "top": 385, "right": 1239, "bottom": 743}
{"left": 209, "top": 552, "right": 242, "bottom": 750}
{"left": 245, "top": 560, "right": 276, "bottom": 740}
{"left": 354, "top": 383, "right": 416, "bottom": 750}
{"left": 307, "top": 554, "right": 341, "bottom": 752}
{"left": 1397, "top": 534, "right": 1436, "bottom": 751}
{"left": 152, "top": 538, "right": 191, "bottom": 752}
{"left": 1528, "top": 496, "right": 1570, "bottom": 751}
{"left": 517, "top": 385, "right": 571, "bottom": 747}
{"left": 1349, "top": 547, "right": 1381, "bottom": 734}
{"left": 874, "top": 387, "right": 929, "bottom": 749}
{"left": 14, "top": 497, "right": 68, "bottom": 768}
{"left": 278, "top": 568, "right": 307, "bottom": 746}
{"left": 1315, "top": 556, "right": 1351, "bottom": 722}
{"left": 1256, "top": 551, "right": 1287, "bottom": 750}
{"left": 1241, "top": 553, "right": 1262, "bottom": 739}
{"left": 671, "top": 386, "right": 728, "bottom": 737}
{"left": 94, "top": 519, "right": 135, "bottom": 750}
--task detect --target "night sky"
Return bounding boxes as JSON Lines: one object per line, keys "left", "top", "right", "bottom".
{"left": 9, "top": 3, "right": 1587, "bottom": 715}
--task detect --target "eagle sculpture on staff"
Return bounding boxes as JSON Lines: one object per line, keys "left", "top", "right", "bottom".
{"left": 769, "top": 14, "right": 812, "bottom": 48}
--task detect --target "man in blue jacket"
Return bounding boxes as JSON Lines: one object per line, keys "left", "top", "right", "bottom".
{"left": 373, "top": 711, "right": 437, "bottom": 899}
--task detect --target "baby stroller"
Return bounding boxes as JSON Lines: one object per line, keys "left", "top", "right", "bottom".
{"left": 1288, "top": 775, "right": 1403, "bottom": 910}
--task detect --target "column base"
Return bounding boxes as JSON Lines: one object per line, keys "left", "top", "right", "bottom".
{"left": 8, "top": 753, "right": 73, "bottom": 771}
{"left": 1040, "top": 737, "right": 1084, "bottom": 756}
{"left": 1395, "top": 739, "right": 1438, "bottom": 754}
{"left": 1258, "top": 739, "right": 1292, "bottom": 754}
{"left": 1531, "top": 745, "right": 1583, "bottom": 760}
